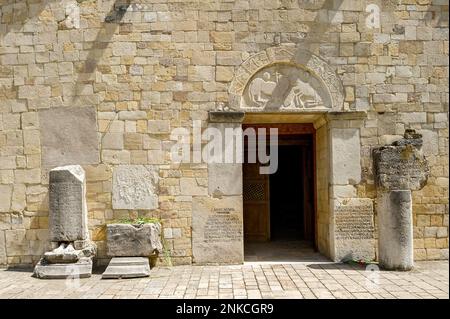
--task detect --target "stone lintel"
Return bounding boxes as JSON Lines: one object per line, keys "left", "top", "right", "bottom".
{"left": 326, "top": 111, "right": 368, "bottom": 122}
{"left": 208, "top": 111, "right": 245, "bottom": 123}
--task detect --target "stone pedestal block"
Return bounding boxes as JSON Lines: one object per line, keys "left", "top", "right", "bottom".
{"left": 377, "top": 191, "right": 413, "bottom": 270}
{"left": 33, "top": 258, "right": 93, "bottom": 279}
{"left": 49, "top": 165, "right": 88, "bottom": 242}
{"left": 107, "top": 223, "right": 162, "bottom": 257}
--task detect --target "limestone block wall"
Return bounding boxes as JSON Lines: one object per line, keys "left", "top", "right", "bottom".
{"left": 0, "top": 0, "right": 448, "bottom": 267}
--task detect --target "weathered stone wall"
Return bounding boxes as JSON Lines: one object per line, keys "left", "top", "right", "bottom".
{"left": 0, "top": 0, "right": 448, "bottom": 267}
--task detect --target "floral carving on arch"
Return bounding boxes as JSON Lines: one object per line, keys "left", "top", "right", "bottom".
{"left": 229, "top": 46, "right": 345, "bottom": 112}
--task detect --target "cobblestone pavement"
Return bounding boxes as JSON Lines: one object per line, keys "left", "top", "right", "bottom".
{"left": 0, "top": 261, "right": 448, "bottom": 299}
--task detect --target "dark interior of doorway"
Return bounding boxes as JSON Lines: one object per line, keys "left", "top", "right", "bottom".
{"left": 270, "top": 144, "right": 303, "bottom": 241}
{"left": 243, "top": 124, "right": 317, "bottom": 262}
{"left": 269, "top": 135, "right": 315, "bottom": 242}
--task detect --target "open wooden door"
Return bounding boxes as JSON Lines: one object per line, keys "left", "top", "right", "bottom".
{"left": 243, "top": 160, "right": 270, "bottom": 242}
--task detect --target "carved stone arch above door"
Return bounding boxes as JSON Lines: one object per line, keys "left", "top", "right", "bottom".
{"left": 228, "top": 46, "right": 345, "bottom": 112}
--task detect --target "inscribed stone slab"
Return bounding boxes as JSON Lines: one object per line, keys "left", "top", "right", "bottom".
{"left": 49, "top": 165, "right": 88, "bottom": 242}
{"left": 192, "top": 196, "right": 243, "bottom": 264}
{"left": 373, "top": 134, "right": 429, "bottom": 191}
{"left": 333, "top": 198, "right": 376, "bottom": 262}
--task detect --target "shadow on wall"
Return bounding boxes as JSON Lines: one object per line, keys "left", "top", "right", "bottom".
{"left": 0, "top": 0, "right": 131, "bottom": 102}
{"left": 0, "top": 0, "right": 60, "bottom": 35}
{"left": 72, "top": 0, "right": 131, "bottom": 101}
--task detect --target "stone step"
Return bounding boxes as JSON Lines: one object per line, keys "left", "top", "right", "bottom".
{"left": 102, "top": 257, "right": 151, "bottom": 279}
{"left": 108, "top": 257, "right": 150, "bottom": 266}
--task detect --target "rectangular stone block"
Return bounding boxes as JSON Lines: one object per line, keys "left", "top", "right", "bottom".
{"left": 49, "top": 165, "right": 88, "bottom": 242}
{"left": 206, "top": 122, "right": 243, "bottom": 196}
{"left": 112, "top": 165, "right": 159, "bottom": 210}
{"left": 208, "top": 163, "right": 242, "bottom": 196}
{"left": 39, "top": 107, "right": 99, "bottom": 169}
{"left": 331, "top": 128, "right": 361, "bottom": 185}
{"left": 106, "top": 223, "right": 162, "bottom": 257}
{"left": 0, "top": 185, "right": 12, "bottom": 212}
{"left": 192, "top": 196, "right": 243, "bottom": 264}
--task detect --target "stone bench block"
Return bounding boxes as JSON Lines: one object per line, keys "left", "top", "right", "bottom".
{"left": 106, "top": 223, "right": 163, "bottom": 257}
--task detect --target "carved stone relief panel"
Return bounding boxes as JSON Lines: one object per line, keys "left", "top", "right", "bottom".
{"left": 112, "top": 165, "right": 159, "bottom": 210}
{"left": 241, "top": 64, "right": 331, "bottom": 110}
{"left": 229, "top": 46, "right": 345, "bottom": 111}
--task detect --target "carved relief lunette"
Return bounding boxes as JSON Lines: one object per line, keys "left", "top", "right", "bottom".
{"left": 229, "top": 46, "right": 345, "bottom": 111}
{"left": 242, "top": 65, "right": 327, "bottom": 110}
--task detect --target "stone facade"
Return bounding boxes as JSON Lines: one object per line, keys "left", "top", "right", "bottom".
{"left": 0, "top": 0, "right": 448, "bottom": 267}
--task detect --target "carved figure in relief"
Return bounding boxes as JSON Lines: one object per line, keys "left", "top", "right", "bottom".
{"left": 244, "top": 66, "right": 325, "bottom": 109}
{"left": 283, "top": 73, "right": 321, "bottom": 108}
{"left": 116, "top": 168, "right": 153, "bottom": 204}
{"left": 248, "top": 72, "right": 277, "bottom": 106}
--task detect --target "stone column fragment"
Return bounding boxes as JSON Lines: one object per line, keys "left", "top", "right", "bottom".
{"left": 49, "top": 165, "right": 88, "bottom": 243}
{"left": 34, "top": 165, "right": 95, "bottom": 279}
{"left": 373, "top": 130, "right": 429, "bottom": 271}
{"left": 377, "top": 191, "right": 413, "bottom": 270}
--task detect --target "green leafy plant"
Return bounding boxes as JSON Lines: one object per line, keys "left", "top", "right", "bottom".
{"left": 111, "top": 217, "right": 161, "bottom": 225}
{"left": 345, "top": 258, "right": 377, "bottom": 266}
{"left": 161, "top": 236, "right": 173, "bottom": 267}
